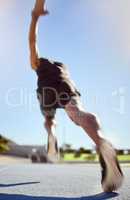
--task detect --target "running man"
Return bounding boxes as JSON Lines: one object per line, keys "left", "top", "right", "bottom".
{"left": 29, "top": 0, "right": 123, "bottom": 192}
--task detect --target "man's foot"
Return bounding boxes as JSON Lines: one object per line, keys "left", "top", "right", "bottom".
{"left": 33, "top": 0, "right": 49, "bottom": 17}
{"left": 98, "top": 139, "right": 124, "bottom": 192}
{"left": 47, "top": 135, "right": 59, "bottom": 163}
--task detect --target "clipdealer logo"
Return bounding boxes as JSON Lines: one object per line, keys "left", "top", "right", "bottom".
{"left": 5, "top": 86, "right": 127, "bottom": 115}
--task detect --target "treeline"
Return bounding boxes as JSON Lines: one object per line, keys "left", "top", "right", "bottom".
{"left": 60, "top": 144, "right": 130, "bottom": 155}
{"left": 60, "top": 147, "right": 93, "bottom": 154}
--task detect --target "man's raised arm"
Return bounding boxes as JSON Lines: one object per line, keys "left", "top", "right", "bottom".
{"left": 29, "top": 0, "right": 49, "bottom": 70}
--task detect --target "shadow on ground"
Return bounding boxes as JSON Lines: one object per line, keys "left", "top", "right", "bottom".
{"left": 0, "top": 182, "right": 119, "bottom": 200}
{"left": 0, "top": 192, "right": 119, "bottom": 200}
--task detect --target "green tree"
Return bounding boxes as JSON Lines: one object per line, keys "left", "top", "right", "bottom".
{"left": 0, "top": 135, "right": 9, "bottom": 153}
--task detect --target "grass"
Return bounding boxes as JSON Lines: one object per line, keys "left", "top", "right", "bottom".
{"left": 117, "top": 155, "right": 130, "bottom": 162}
{"left": 63, "top": 153, "right": 98, "bottom": 162}
{"left": 62, "top": 153, "right": 130, "bottom": 162}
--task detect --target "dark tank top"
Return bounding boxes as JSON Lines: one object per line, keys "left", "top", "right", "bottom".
{"left": 36, "top": 58, "right": 69, "bottom": 87}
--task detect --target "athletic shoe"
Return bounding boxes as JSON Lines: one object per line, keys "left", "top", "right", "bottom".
{"left": 98, "top": 139, "right": 124, "bottom": 192}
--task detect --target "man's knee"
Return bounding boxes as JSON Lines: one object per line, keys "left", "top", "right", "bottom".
{"left": 65, "top": 105, "right": 80, "bottom": 126}
{"left": 44, "top": 117, "right": 56, "bottom": 130}
{"left": 85, "top": 113, "right": 100, "bottom": 131}
{"left": 65, "top": 100, "right": 100, "bottom": 129}
{"left": 68, "top": 109, "right": 100, "bottom": 130}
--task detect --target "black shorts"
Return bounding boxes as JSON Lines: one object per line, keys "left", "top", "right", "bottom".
{"left": 37, "top": 81, "right": 80, "bottom": 118}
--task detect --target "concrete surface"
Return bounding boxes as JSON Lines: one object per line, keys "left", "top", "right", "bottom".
{"left": 0, "top": 164, "right": 129, "bottom": 200}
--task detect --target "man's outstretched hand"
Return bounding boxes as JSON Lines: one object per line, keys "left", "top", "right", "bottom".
{"left": 32, "top": 0, "right": 49, "bottom": 17}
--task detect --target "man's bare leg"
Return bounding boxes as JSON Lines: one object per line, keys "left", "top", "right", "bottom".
{"left": 65, "top": 97, "right": 124, "bottom": 192}
{"left": 44, "top": 116, "right": 59, "bottom": 163}
{"left": 65, "top": 98, "right": 102, "bottom": 145}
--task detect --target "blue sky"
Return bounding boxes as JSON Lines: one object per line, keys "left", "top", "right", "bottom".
{"left": 0, "top": 0, "right": 130, "bottom": 149}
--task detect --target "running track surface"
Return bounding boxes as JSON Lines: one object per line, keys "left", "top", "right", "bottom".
{"left": 0, "top": 164, "right": 129, "bottom": 200}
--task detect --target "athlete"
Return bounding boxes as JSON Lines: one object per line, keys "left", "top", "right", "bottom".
{"left": 29, "top": 0, "right": 123, "bottom": 192}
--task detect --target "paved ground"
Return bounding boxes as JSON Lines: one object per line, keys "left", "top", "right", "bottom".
{"left": 0, "top": 155, "right": 30, "bottom": 164}
{"left": 0, "top": 164, "right": 129, "bottom": 200}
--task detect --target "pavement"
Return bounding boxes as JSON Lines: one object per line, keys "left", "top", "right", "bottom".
{"left": 0, "top": 155, "right": 30, "bottom": 164}
{"left": 0, "top": 164, "right": 129, "bottom": 200}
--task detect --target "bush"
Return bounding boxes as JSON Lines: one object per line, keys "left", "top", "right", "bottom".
{"left": 74, "top": 151, "right": 81, "bottom": 158}
{"left": 85, "top": 154, "right": 96, "bottom": 161}
{"left": 0, "top": 135, "right": 9, "bottom": 153}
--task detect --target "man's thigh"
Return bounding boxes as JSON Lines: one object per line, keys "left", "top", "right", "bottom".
{"left": 37, "top": 91, "right": 56, "bottom": 119}
{"left": 65, "top": 96, "right": 84, "bottom": 125}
